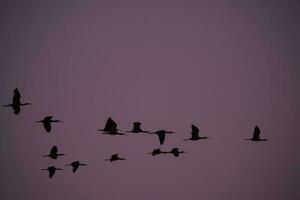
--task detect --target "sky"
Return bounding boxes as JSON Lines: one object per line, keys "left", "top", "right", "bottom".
{"left": 0, "top": 1, "right": 299, "bottom": 200}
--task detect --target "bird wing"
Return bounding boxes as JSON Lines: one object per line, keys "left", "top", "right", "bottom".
{"left": 191, "top": 124, "right": 200, "bottom": 138}
{"left": 50, "top": 146, "right": 58, "bottom": 154}
{"left": 158, "top": 133, "right": 165, "bottom": 145}
{"left": 44, "top": 121, "right": 51, "bottom": 132}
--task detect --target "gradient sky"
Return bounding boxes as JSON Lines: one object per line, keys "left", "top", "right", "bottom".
{"left": 0, "top": 1, "right": 299, "bottom": 200}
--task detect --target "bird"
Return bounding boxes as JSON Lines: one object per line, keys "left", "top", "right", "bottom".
{"left": 43, "top": 145, "right": 66, "bottom": 159}
{"left": 148, "top": 148, "right": 167, "bottom": 156}
{"left": 42, "top": 166, "right": 62, "bottom": 178}
{"left": 97, "top": 117, "right": 125, "bottom": 135}
{"left": 148, "top": 130, "right": 175, "bottom": 145}
{"left": 126, "top": 122, "right": 149, "bottom": 133}
{"left": 246, "top": 126, "right": 267, "bottom": 141}
{"left": 167, "top": 148, "right": 186, "bottom": 157}
{"left": 105, "top": 154, "right": 126, "bottom": 162}
{"left": 36, "top": 116, "right": 62, "bottom": 132}
{"left": 66, "top": 161, "right": 87, "bottom": 173}
{"left": 3, "top": 88, "right": 31, "bottom": 114}
{"left": 184, "top": 124, "right": 209, "bottom": 141}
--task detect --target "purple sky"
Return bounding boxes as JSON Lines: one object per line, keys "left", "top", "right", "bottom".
{"left": 0, "top": 1, "right": 299, "bottom": 200}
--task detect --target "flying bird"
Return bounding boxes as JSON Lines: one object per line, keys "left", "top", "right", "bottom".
{"left": 98, "top": 117, "right": 125, "bottom": 135}
{"left": 148, "top": 148, "right": 167, "bottom": 156}
{"left": 43, "top": 145, "right": 66, "bottom": 159}
{"left": 36, "top": 116, "right": 62, "bottom": 132}
{"left": 105, "top": 154, "right": 126, "bottom": 162}
{"left": 246, "top": 126, "right": 267, "bottom": 141}
{"left": 127, "top": 122, "right": 149, "bottom": 133}
{"left": 184, "top": 124, "right": 209, "bottom": 141}
{"left": 42, "top": 166, "right": 62, "bottom": 178}
{"left": 148, "top": 130, "right": 175, "bottom": 145}
{"left": 3, "top": 88, "right": 31, "bottom": 114}
{"left": 167, "top": 148, "right": 186, "bottom": 157}
{"left": 66, "top": 161, "right": 87, "bottom": 173}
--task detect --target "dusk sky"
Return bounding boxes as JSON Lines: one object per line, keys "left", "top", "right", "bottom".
{"left": 0, "top": 1, "right": 299, "bottom": 200}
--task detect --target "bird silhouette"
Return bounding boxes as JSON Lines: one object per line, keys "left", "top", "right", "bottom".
{"left": 3, "top": 88, "right": 31, "bottom": 114}
{"left": 167, "top": 148, "right": 186, "bottom": 157}
{"left": 148, "top": 130, "right": 175, "bottom": 145}
{"left": 246, "top": 126, "right": 267, "bottom": 141}
{"left": 127, "top": 122, "right": 149, "bottom": 133}
{"left": 66, "top": 161, "right": 87, "bottom": 173}
{"left": 43, "top": 145, "right": 66, "bottom": 159}
{"left": 42, "top": 166, "right": 62, "bottom": 178}
{"left": 36, "top": 116, "right": 62, "bottom": 132}
{"left": 184, "top": 124, "right": 209, "bottom": 141}
{"left": 105, "top": 154, "right": 126, "bottom": 162}
{"left": 98, "top": 117, "right": 125, "bottom": 135}
{"left": 148, "top": 148, "right": 167, "bottom": 156}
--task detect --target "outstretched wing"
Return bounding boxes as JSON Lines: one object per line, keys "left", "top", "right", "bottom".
{"left": 158, "top": 133, "right": 166, "bottom": 145}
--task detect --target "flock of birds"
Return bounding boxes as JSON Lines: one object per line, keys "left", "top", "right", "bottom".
{"left": 3, "top": 88, "right": 268, "bottom": 178}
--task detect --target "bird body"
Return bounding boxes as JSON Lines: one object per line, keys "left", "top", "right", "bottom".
{"left": 36, "top": 116, "right": 62, "bottom": 132}
{"left": 148, "top": 130, "right": 174, "bottom": 145}
{"left": 127, "top": 122, "right": 149, "bottom": 133}
{"left": 148, "top": 148, "right": 167, "bottom": 156}
{"left": 168, "top": 148, "right": 186, "bottom": 157}
{"left": 246, "top": 126, "right": 267, "bottom": 142}
{"left": 3, "top": 88, "right": 31, "bottom": 114}
{"left": 98, "top": 117, "right": 125, "bottom": 135}
{"left": 66, "top": 161, "right": 87, "bottom": 173}
{"left": 42, "top": 166, "right": 62, "bottom": 178}
{"left": 105, "top": 154, "right": 126, "bottom": 162}
{"left": 184, "top": 124, "right": 209, "bottom": 141}
{"left": 43, "top": 145, "right": 65, "bottom": 159}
